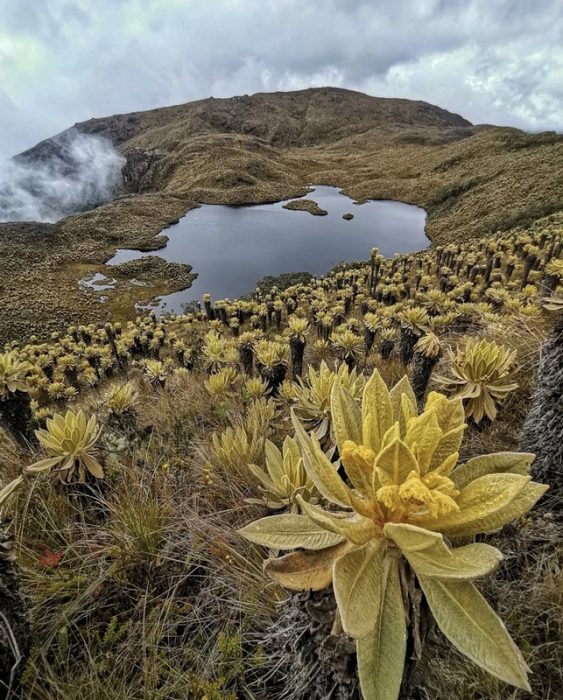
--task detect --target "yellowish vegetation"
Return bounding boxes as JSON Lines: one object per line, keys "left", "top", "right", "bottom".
{"left": 240, "top": 371, "right": 545, "bottom": 698}
{"left": 27, "top": 410, "right": 103, "bottom": 483}
{"left": 0, "top": 206, "right": 560, "bottom": 699}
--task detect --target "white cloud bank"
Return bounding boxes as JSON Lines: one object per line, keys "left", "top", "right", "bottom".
{"left": 0, "top": 130, "right": 124, "bottom": 222}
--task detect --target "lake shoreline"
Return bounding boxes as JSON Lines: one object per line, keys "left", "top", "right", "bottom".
{"left": 105, "top": 186, "right": 429, "bottom": 314}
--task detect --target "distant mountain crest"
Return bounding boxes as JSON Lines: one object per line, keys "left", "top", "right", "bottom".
{"left": 17, "top": 87, "right": 472, "bottom": 160}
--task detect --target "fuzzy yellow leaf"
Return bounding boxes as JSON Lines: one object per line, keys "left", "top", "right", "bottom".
{"left": 348, "top": 489, "right": 378, "bottom": 520}
{"left": 403, "top": 410, "right": 442, "bottom": 474}
{"left": 264, "top": 542, "right": 349, "bottom": 591}
{"left": 426, "top": 393, "right": 465, "bottom": 433}
{"left": 35, "top": 432, "right": 63, "bottom": 453}
{"left": 418, "top": 576, "right": 530, "bottom": 691}
{"left": 380, "top": 423, "right": 400, "bottom": 450}
{"left": 333, "top": 539, "right": 387, "bottom": 638}
{"left": 374, "top": 438, "right": 418, "bottom": 489}
{"left": 384, "top": 523, "right": 502, "bottom": 580}
{"left": 341, "top": 440, "right": 374, "bottom": 498}
{"left": 81, "top": 453, "right": 104, "bottom": 479}
{"left": 238, "top": 514, "right": 345, "bottom": 550}
{"left": 389, "top": 375, "right": 416, "bottom": 425}
{"left": 283, "top": 435, "right": 301, "bottom": 470}
{"left": 452, "top": 452, "right": 535, "bottom": 490}
{"left": 362, "top": 370, "right": 393, "bottom": 452}
{"left": 331, "top": 379, "right": 362, "bottom": 452}
{"left": 429, "top": 425, "right": 465, "bottom": 470}
{"left": 356, "top": 556, "right": 406, "bottom": 700}
{"left": 26, "top": 456, "right": 64, "bottom": 473}
{"left": 421, "top": 474, "right": 547, "bottom": 537}
{"left": 248, "top": 464, "right": 277, "bottom": 491}
{"left": 502, "top": 480, "right": 549, "bottom": 524}
{"left": 264, "top": 439, "right": 285, "bottom": 488}
{"left": 399, "top": 393, "right": 416, "bottom": 436}
{"left": 0, "top": 475, "right": 23, "bottom": 507}
{"left": 292, "top": 410, "right": 351, "bottom": 508}
{"left": 297, "top": 496, "right": 378, "bottom": 545}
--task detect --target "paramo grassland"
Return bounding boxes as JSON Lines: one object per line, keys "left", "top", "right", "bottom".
{"left": 2, "top": 87, "right": 563, "bottom": 343}
{"left": 0, "top": 210, "right": 562, "bottom": 699}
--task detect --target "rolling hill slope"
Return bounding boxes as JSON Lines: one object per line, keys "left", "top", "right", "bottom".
{"left": 2, "top": 87, "right": 562, "bottom": 342}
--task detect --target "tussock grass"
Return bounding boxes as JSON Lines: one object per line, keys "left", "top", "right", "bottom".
{"left": 12, "top": 402, "right": 278, "bottom": 699}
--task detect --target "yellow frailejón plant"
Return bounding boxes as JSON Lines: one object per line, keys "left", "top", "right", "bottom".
{"left": 436, "top": 338, "right": 518, "bottom": 423}
{"left": 0, "top": 352, "right": 31, "bottom": 397}
{"left": 105, "top": 382, "right": 139, "bottom": 415}
{"left": 239, "top": 370, "right": 547, "bottom": 700}
{"left": 292, "top": 361, "right": 364, "bottom": 451}
{"left": 246, "top": 436, "right": 319, "bottom": 513}
{"left": 27, "top": 410, "right": 104, "bottom": 483}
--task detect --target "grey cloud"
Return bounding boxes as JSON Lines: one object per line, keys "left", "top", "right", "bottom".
{"left": 0, "top": 0, "right": 561, "bottom": 160}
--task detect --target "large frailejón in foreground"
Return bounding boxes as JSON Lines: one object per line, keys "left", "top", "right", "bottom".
{"left": 240, "top": 369, "right": 548, "bottom": 700}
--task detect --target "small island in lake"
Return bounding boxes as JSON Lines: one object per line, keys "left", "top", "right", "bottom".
{"left": 282, "top": 198, "right": 328, "bottom": 216}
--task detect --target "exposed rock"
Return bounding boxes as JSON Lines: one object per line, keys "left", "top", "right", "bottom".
{"left": 121, "top": 149, "right": 162, "bottom": 193}
{"left": 342, "top": 212, "right": 354, "bottom": 220}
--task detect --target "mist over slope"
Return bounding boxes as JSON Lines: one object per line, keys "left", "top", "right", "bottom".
{"left": 0, "top": 129, "right": 123, "bottom": 223}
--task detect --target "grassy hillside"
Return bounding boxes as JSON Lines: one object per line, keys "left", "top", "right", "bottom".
{"left": 0, "top": 212, "right": 562, "bottom": 699}
{"left": 1, "top": 87, "right": 563, "bottom": 343}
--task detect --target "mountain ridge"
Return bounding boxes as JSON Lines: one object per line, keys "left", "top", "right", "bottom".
{"left": 1, "top": 87, "right": 562, "bottom": 343}
{"left": 17, "top": 87, "right": 473, "bottom": 162}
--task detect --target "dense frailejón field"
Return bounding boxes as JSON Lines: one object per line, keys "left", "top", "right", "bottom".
{"left": 0, "top": 213, "right": 562, "bottom": 699}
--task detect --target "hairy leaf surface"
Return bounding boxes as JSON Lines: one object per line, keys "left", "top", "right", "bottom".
{"left": 297, "top": 496, "right": 377, "bottom": 545}
{"left": 331, "top": 379, "right": 362, "bottom": 452}
{"left": 263, "top": 542, "right": 349, "bottom": 591}
{"left": 356, "top": 557, "right": 406, "bottom": 700}
{"left": 452, "top": 452, "right": 535, "bottom": 489}
{"left": 384, "top": 523, "right": 502, "bottom": 579}
{"left": 333, "top": 539, "right": 385, "bottom": 637}
{"left": 418, "top": 576, "right": 530, "bottom": 690}
{"left": 362, "top": 370, "right": 393, "bottom": 452}
{"left": 292, "top": 410, "right": 351, "bottom": 507}
{"left": 420, "top": 474, "right": 547, "bottom": 537}
{"left": 238, "top": 514, "right": 345, "bottom": 550}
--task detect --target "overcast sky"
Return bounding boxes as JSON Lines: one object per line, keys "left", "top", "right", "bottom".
{"left": 1, "top": 0, "right": 562, "bottom": 159}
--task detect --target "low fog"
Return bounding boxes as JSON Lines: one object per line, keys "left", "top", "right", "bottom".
{"left": 0, "top": 130, "right": 124, "bottom": 223}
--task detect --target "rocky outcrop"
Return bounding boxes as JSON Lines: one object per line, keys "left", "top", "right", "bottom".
{"left": 121, "top": 150, "right": 162, "bottom": 193}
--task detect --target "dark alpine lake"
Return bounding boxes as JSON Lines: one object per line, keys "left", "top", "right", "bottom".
{"left": 107, "top": 186, "right": 428, "bottom": 313}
